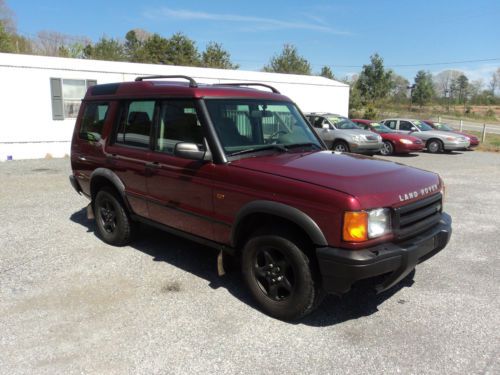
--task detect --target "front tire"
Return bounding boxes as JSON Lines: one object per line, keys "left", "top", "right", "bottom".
{"left": 427, "top": 139, "right": 443, "bottom": 153}
{"left": 94, "top": 187, "right": 135, "bottom": 246}
{"left": 380, "top": 140, "right": 394, "bottom": 156}
{"left": 241, "top": 233, "right": 322, "bottom": 321}
{"left": 332, "top": 140, "right": 350, "bottom": 153}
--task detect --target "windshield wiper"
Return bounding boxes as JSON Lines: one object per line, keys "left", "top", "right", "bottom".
{"left": 286, "top": 142, "right": 322, "bottom": 150}
{"left": 228, "top": 144, "right": 288, "bottom": 156}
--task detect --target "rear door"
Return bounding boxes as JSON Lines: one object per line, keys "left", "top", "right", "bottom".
{"left": 105, "top": 100, "right": 156, "bottom": 218}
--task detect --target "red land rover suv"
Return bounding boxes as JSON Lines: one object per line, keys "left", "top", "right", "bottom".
{"left": 70, "top": 76, "right": 452, "bottom": 320}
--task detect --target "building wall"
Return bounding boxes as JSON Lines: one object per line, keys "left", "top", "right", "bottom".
{"left": 0, "top": 53, "right": 349, "bottom": 161}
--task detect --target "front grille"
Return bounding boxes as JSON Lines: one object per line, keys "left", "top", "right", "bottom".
{"left": 393, "top": 193, "right": 442, "bottom": 241}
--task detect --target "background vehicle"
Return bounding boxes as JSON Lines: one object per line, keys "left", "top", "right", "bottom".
{"left": 352, "top": 119, "right": 424, "bottom": 156}
{"left": 424, "top": 120, "right": 479, "bottom": 148}
{"left": 306, "top": 113, "right": 382, "bottom": 154}
{"left": 380, "top": 118, "right": 470, "bottom": 153}
{"left": 70, "top": 76, "right": 451, "bottom": 321}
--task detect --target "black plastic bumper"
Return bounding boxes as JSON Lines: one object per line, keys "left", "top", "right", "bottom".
{"left": 69, "top": 175, "right": 82, "bottom": 195}
{"left": 316, "top": 213, "right": 452, "bottom": 295}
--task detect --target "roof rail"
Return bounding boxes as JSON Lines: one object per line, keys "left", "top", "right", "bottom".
{"left": 135, "top": 75, "right": 198, "bottom": 88}
{"left": 213, "top": 83, "right": 281, "bottom": 94}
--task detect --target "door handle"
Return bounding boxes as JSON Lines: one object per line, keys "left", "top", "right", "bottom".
{"left": 78, "top": 156, "right": 87, "bottom": 161}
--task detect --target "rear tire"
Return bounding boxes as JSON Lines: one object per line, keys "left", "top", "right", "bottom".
{"left": 380, "top": 140, "right": 394, "bottom": 156}
{"left": 332, "top": 140, "right": 350, "bottom": 153}
{"left": 94, "top": 187, "right": 135, "bottom": 246}
{"left": 427, "top": 139, "right": 443, "bottom": 153}
{"left": 241, "top": 232, "right": 323, "bottom": 321}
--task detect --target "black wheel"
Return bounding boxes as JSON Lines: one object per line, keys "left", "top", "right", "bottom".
{"left": 427, "top": 139, "right": 443, "bottom": 153}
{"left": 380, "top": 140, "right": 394, "bottom": 156}
{"left": 94, "top": 187, "right": 135, "bottom": 246}
{"left": 241, "top": 233, "right": 322, "bottom": 320}
{"left": 332, "top": 140, "right": 350, "bottom": 153}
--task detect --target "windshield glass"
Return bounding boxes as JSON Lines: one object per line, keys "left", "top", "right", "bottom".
{"left": 413, "top": 120, "right": 433, "bottom": 131}
{"left": 431, "top": 122, "right": 453, "bottom": 131}
{"left": 205, "top": 99, "right": 322, "bottom": 156}
{"left": 370, "top": 122, "right": 394, "bottom": 133}
{"left": 327, "top": 116, "right": 360, "bottom": 129}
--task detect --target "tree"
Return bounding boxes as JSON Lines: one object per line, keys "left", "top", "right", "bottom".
{"left": 433, "top": 70, "right": 462, "bottom": 99}
{"left": 142, "top": 33, "right": 170, "bottom": 64}
{"left": 355, "top": 53, "right": 392, "bottom": 104}
{"left": 0, "top": 0, "right": 15, "bottom": 33}
{"left": 125, "top": 29, "right": 151, "bottom": 62}
{"left": 489, "top": 68, "right": 500, "bottom": 96}
{"left": 263, "top": 44, "right": 311, "bottom": 75}
{"left": 201, "top": 42, "right": 239, "bottom": 69}
{"left": 411, "top": 70, "right": 435, "bottom": 107}
{"left": 83, "top": 36, "right": 125, "bottom": 61}
{"left": 390, "top": 74, "right": 410, "bottom": 103}
{"left": 164, "top": 32, "right": 200, "bottom": 66}
{"left": 455, "top": 74, "right": 469, "bottom": 104}
{"left": 0, "top": 21, "right": 13, "bottom": 52}
{"left": 319, "top": 66, "right": 335, "bottom": 80}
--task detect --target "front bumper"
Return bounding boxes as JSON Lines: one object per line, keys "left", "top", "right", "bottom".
{"left": 443, "top": 141, "right": 470, "bottom": 151}
{"left": 316, "top": 213, "right": 452, "bottom": 295}
{"left": 396, "top": 143, "right": 424, "bottom": 153}
{"left": 349, "top": 142, "right": 383, "bottom": 154}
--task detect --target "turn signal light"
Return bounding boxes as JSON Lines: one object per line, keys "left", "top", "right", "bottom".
{"left": 343, "top": 211, "right": 368, "bottom": 242}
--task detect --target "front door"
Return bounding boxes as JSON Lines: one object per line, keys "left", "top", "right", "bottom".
{"left": 145, "top": 99, "right": 215, "bottom": 240}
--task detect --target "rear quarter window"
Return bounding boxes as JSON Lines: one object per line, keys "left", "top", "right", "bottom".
{"left": 79, "top": 102, "right": 109, "bottom": 141}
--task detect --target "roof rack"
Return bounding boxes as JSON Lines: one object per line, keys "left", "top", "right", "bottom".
{"left": 213, "top": 83, "right": 281, "bottom": 94}
{"left": 135, "top": 75, "right": 198, "bottom": 88}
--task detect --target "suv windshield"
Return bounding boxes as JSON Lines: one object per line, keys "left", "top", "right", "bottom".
{"left": 205, "top": 99, "right": 322, "bottom": 156}
{"left": 413, "top": 120, "right": 433, "bottom": 131}
{"left": 327, "top": 116, "right": 360, "bottom": 130}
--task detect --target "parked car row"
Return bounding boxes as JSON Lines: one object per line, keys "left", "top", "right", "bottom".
{"left": 305, "top": 113, "right": 478, "bottom": 156}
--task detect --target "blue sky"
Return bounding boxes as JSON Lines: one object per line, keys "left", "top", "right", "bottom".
{"left": 8, "top": 0, "right": 500, "bottom": 83}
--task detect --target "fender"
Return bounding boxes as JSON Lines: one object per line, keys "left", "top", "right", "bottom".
{"left": 231, "top": 200, "right": 328, "bottom": 248}
{"left": 90, "top": 168, "right": 132, "bottom": 211}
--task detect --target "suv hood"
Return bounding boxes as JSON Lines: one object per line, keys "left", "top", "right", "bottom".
{"left": 231, "top": 151, "right": 441, "bottom": 208}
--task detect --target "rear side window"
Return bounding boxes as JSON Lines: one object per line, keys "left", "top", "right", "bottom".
{"left": 79, "top": 102, "right": 109, "bottom": 141}
{"left": 385, "top": 120, "right": 397, "bottom": 129}
{"left": 115, "top": 101, "right": 155, "bottom": 148}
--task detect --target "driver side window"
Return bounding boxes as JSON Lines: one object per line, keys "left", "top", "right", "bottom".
{"left": 399, "top": 121, "right": 413, "bottom": 131}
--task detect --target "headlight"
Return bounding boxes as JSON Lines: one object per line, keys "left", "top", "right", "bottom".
{"left": 343, "top": 208, "right": 391, "bottom": 242}
{"left": 351, "top": 135, "right": 362, "bottom": 142}
{"left": 400, "top": 139, "right": 413, "bottom": 144}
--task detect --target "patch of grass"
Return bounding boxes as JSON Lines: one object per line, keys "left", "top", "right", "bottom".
{"left": 466, "top": 130, "right": 500, "bottom": 152}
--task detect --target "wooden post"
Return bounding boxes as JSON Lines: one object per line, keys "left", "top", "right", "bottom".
{"left": 460, "top": 120, "right": 463, "bottom": 132}
{"left": 438, "top": 115, "right": 441, "bottom": 122}
{"left": 482, "top": 124, "right": 487, "bottom": 143}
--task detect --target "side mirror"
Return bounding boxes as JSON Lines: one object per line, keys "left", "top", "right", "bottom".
{"left": 410, "top": 126, "right": 417, "bottom": 132}
{"left": 174, "top": 142, "right": 206, "bottom": 160}
{"left": 322, "top": 123, "right": 330, "bottom": 129}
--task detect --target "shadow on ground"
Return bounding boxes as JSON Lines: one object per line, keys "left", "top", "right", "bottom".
{"left": 70, "top": 208, "right": 416, "bottom": 327}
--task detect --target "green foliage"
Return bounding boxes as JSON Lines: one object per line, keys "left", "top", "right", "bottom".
{"left": 319, "top": 66, "right": 335, "bottom": 80}
{"left": 201, "top": 42, "right": 239, "bottom": 69}
{"left": 124, "top": 29, "right": 147, "bottom": 62}
{"left": 142, "top": 34, "right": 170, "bottom": 64}
{"left": 0, "top": 21, "right": 14, "bottom": 52}
{"left": 412, "top": 70, "right": 434, "bottom": 107}
{"left": 164, "top": 32, "right": 200, "bottom": 66}
{"left": 355, "top": 53, "right": 392, "bottom": 105}
{"left": 263, "top": 44, "right": 311, "bottom": 75}
{"left": 390, "top": 74, "right": 409, "bottom": 103}
{"left": 84, "top": 37, "right": 125, "bottom": 61}
{"left": 363, "top": 105, "right": 377, "bottom": 119}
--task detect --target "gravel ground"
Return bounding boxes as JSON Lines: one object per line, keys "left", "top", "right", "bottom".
{"left": 0, "top": 151, "right": 499, "bottom": 375}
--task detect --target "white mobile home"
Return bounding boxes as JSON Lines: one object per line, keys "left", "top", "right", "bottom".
{"left": 0, "top": 53, "right": 349, "bottom": 160}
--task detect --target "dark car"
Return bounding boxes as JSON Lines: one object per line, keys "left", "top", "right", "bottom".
{"left": 69, "top": 76, "right": 452, "bottom": 320}
{"left": 424, "top": 120, "right": 479, "bottom": 148}
{"left": 352, "top": 119, "right": 424, "bottom": 155}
